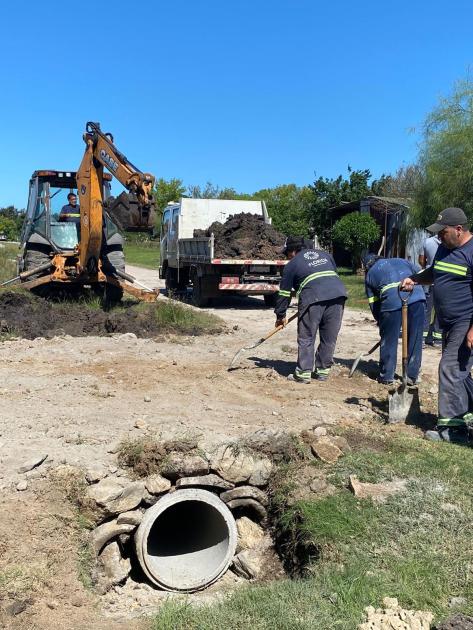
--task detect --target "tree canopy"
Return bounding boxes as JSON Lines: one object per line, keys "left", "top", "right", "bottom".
{"left": 332, "top": 211, "right": 380, "bottom": 270}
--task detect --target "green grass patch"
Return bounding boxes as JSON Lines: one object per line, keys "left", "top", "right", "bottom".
{"left": 338, "top": 267, "right": 369, "bottom": 311}
{"left": 124, "top": 238, "right": 160, "bottom": 269}
{"left": 151, "top": 299, "right": 222, "bottom": 334}
{"left": 0, "top": 243, "right": 18, "bottom": 284}
{"left": 152, "top": 434, "right": 473, "bottom": 629}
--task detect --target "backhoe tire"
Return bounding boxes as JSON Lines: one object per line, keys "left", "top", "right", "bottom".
{"left": 101, "top": 246, "right": 125, "bottom": 305}
{"left": 23, "top": 246, "right": 51, "bottom": 279}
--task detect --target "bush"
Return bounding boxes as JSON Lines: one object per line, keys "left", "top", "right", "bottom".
{"left": 332, "top": 212, "right": 380, "bottom": 270}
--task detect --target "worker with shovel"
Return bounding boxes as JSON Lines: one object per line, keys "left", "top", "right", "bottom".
{"left": 400, "top": 207, "right": 473, "bottom": 444}
{"left": 274, "top": 236, "right": 347, "bottom": 384}
{"left": 364, "top": 254, "right": 425, "bottom": 386}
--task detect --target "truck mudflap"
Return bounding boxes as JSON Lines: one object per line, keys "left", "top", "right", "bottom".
{"left": 218, "top": 282, "right": 278, "bottom": 294}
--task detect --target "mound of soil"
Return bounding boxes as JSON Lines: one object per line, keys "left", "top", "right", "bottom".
{"left": 194, "top": 213, "right": 286, "bottom": 259}
{"left": 0, "top": 291, "right": 220, "bottom": 340}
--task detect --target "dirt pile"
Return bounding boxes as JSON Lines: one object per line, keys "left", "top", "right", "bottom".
{"left": 0, "top": 291, "right": 221, "bottom": 340}
{"left": 194, "top": 213, "right": 286, "bottom": 259}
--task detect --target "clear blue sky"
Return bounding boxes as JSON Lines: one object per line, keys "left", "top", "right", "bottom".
{"left": 1, "top": 0, "right": 472, "bottom": 208}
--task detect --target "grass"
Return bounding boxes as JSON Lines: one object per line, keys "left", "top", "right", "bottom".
{"left": 152, "top": 299, "right": 222, "bottom": 334}
{"left": 338, "top": 267, "right": 369, "bottom": 311}
{"left": 152, "top": 433, "right": 473, "bottom": 629}
{"left": 124, "top": 236, "right": 160, "bottom": 269}
{"left": 0, "top": 243, "right": 18, "bottom": 284}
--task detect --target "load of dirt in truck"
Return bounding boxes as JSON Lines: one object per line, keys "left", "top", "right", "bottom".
{"left": 194, "top": 213, "right": 286, "bottom": 259}
{"left": 0, "top": 291, "right": 222, "bottom": 340}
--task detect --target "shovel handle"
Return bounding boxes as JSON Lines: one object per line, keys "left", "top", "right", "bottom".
{"left": 262, "top": 311, "right": 298, "bottom": 342}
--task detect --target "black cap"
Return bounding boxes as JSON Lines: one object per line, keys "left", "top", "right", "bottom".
{"left": 426, "top": 207, "right": 468, "bottom": 233}
{"left": 280, "top": 236, "right": 304, "bottom": 254}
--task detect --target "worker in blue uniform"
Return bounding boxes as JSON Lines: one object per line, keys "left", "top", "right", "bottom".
{"left": 59, "top": 192, "right": 80, "bottom": 223}
{"left": 364, "top": 254, "right": 425, "bottom": 385}
{"left": 401, "top": 207, "right": 473, "bottom": 443}
{"left": 274, "top": 237, "right": 347, "bottom": 384}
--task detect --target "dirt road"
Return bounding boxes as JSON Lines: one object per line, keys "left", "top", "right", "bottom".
{"left": 0, "top": 265, "right": 441, "bottom": 628}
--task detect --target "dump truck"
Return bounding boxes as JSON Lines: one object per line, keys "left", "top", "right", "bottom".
{"left": 159, "top": 198, "right": 287, "bottom": 306}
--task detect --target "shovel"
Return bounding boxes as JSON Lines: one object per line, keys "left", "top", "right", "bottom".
{"left": 228, "top": 311, "right": 298, "bottom": 370}
{"left": 388, "top": 289, "right": 419, "bottom": 423}
{"left": 349, "top": 340, "right": 381, "bottom": 378}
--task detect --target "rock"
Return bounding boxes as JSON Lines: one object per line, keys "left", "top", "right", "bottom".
{"left": 70, "top": 595, "right": 83, "bottom": 607}
{"left": 117, "top": 510, "right": 144, "bottom": 526}
{"left": 330, "top": 435, "right": 351, "bottom": 454}
{"left": 429, "top": 386, "right": 438, "bottom": 395}
{"left": 85, "top": 465, "right": 107, "bottom": 484}
{"left": 91, "top": 520, "right": 135, "bottom": 555}
{"left": 86, "top": 478, "right": 145, "bottom": 517}
{"left": 118, "top": 533, "right": 131, "bottom": 546}
{"left": 232, "top": 550, "right": 262, "bottom": 580}
{"left": 210, "top": 444, "right": 272, "bottom": 485}
{"left": 134, "top": 418, "right": 148, "bottom": 430}
{"left": 236, "top": 516, "right": 266, "bottom": 551}
{"left": 145, "top": 474, "right": 172, "bottom": 495}
{"left": 248, "top": 459, "right": 273, "bottom": 487}
{"left": 17, "top": 453, "right": 48, "bottom": 474}
{"left": 98, "top": 542, "right": 131, "bottom": 588}
{"left": 220, "top": 486, "right": 268, "bottom": 507}
{"left": 349, "top": 475, "right": 407, "bottom": 503}
{"left": 358, "top": 597, "right": 434, "bottom": 629}
{"left": 436, "top": 613, "right": 473, "bottom": 629}
{"left": 6, "top": 599, "right": 31, "bottom": 616}
{"left": 142, "top": 490, "right": 160, "bottom": 506}
{"left": 448, "top": 597, "right": 468, "bottom": 609}
{"left": 160, "top": 453, "right": 209, "bottom": 481}
{"left": 143, "top": 396, "right": 151, "bottom": 403}
{"left": 16, "top": 480, "right": 28, "bottom": 491}
{"left": 312, "top": 426, "right": 327, "bottom": 438}
{"left": 311, "top": 437, "right": 343, "bottom": 464}
{"left": 241, "top": 429, "right": 297, "bottom": 461}
{"left": 226, "top": 498, "right": 267, "bottom": 522}
{"left": 176, "top": 474, "right": 234, "bottom": 491}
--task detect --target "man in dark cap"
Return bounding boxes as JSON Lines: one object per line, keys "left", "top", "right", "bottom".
{"left": 401, "top": 207, "right": 473, "bottom": 443}
{"left": 274, "top": 236, "right": 347, "bottom": 384}
{"left": 364, "top": 253, "right": 425, "bottom": 385}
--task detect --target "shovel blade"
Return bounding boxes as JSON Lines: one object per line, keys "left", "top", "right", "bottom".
{"left": 388, "top": 385, "right": 419, "bottom": 424}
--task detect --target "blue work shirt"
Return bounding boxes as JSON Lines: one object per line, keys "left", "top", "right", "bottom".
{"left": 274, "top": 248, "right": 347, "bottom": 318}
{"left": 59, "top": 204, "right": 80, "bottom": 223}
{"left": 365, "top": 258, "right": 425, "bottom": 322}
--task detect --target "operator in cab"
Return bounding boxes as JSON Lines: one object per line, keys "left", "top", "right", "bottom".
{"left": 59, "top": 192, "right": 80, "bottom": 223}
{"left": 275, "top": 236, "right": 347, "bottom": 384}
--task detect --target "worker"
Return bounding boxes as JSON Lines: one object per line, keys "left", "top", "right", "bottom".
{"left": 59, "top": 192, "right": 80, "bottom": 223}
{"left": 275, "top": 236, "right": 347, "bottom": 383}
{"left": 364, "top": 254, "right": 425, "bottom": 385}
{"left": 400, "top": 207, "right": 473, "bottom": 443}
{"left": 419, "top": 233, "right": 442, "bottom": 346}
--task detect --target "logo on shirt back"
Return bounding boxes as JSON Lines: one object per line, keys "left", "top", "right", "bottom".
{"left": 304, "top": 251, "right": 319, "bottom": 260}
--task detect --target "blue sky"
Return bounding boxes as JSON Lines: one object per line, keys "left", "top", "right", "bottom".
{"left": 1, "top": 0, "right": 472, "bottom": 208}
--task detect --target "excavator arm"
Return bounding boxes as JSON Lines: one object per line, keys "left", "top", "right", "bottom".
{"left": 76, "top": 121, "right": 156, "bottom": 273}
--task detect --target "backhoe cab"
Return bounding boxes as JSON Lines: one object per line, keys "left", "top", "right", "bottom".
{"left": 15, "top": 122, "right": 157, "bottom": 303}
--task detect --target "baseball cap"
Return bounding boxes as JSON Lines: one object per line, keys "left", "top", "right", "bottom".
{"left": 280, "top": 236, "right": 305, "bottom": 254}
{"left": 426, "top": 207, "right": 468, "bottom": 233}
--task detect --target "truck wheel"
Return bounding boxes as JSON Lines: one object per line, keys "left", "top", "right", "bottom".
{"left": 165, "top": 268, "right": 178, "bottom": 292}
{"left": 191, "top": 277, "right": 209, "bottom": 307}
{"left": 263, "top": 294, "right": 278, "bottom": 308}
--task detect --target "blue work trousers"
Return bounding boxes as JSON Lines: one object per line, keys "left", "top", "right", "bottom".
{"left": 438, "top": 320, "right": 473, "bottom": 423}
{"left": 378, "top": 301, "right": 424, "bottom": 382}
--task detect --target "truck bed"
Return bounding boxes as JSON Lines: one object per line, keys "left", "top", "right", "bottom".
{"left": 177, "top": 236, "right": 287, "bottom": 266}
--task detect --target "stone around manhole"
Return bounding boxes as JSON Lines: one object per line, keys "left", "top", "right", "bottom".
{"left": 145, "top": 474, "right": 172, "bottom": 495}
{"left": 220, "top": 486, "right": 269, "bottom": 507}
{"left": 248, "top": 459, "right": 273, "bottom": 487}
{"left": 311, "top": 437, "right": 343, "bottom": 464}
{"left": 241, "top": 428, "right": 296, "bottom": 461}
{"left": 210, "top": 444, "right": 272, "bottom": 485}
{"left": 117, "top": 510, "right": 144, "bottom": 526}
{"left": 226, "top": 498, "right": 267, "bottom": 522}
{"left": 232, "top": 549, "right": 262, "bottom": 580}
{"left": 349, "top": 475, "right": 407, "bottom": 503}
{"left": 17, "top": 453, "right": 48, "bottom": 474}
{"left": 86, "top": 478, "right": 145, "bottom": 517}
{"left": 98, "top": 541, "right": 131, "bottom": 590}
{"left": 175, "top": 474, "right": 234, "bottom": 491}
{"left": 160, "top": 453, "right": 209, "bottom": 481}
{"left": 91, "top": 520, "right": 135, "bottom": 555}
{"left": 236, "top": 516, "right": 266, "bottom": 551}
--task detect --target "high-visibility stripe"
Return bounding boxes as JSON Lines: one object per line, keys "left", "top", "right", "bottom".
{"left": 434, "top": 260, "right": 467, "bottom": 272}
{"left": 380, "top": 281, "right": 400, "bottom": 294}
{"left": 433, "top": 332, "right": 442, "bottom": 339}
{"left": 368, "top": 295, "right": 379, "bottom": 303}
{"left": 463, "top": 412, "right": 473, "bottom": 423}
{"left": 296, "top": 270, "right": 338, "bottom": 296}
{"left": 434, "top": 261, "right": 467, "bottom": 276}
{"left": 316, "top": 368, "right": 330, "bottom": 375}
{"left": 437, "top": 419, "right": 465, "bottom": 427}
{"left": 278, "top": 289, "right": 291, "bottom": 297}
{"left": 295, "top": 368, "right": 311, "bottom": 378}
{"left": 60, "top": 213, "right": 80, "bottom": 217}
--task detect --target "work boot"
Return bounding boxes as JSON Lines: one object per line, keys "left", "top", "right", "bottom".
{"left": 377, "top": 378, "right": 394, "bottom": 386}
{"left": 425, "top": 426, "right": 469, "bottom": 444}
{"left": 312, "top": 368, "right": 330, "bottom": 382}
{"left": 407, "top": 376, "right": 421, "bottom": 386}
{"left": 287, "top": 373, "right": 310, "bottom": 385}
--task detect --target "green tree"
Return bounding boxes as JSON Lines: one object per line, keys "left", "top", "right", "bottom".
{"left": 153, "top": 178, "right": 186, "bottom": 219}
{"left": 371, "top": 165, "right": 422, "bottom": 200}
{"left": 251, "top": 184, "right": 312, "bottom": 236}
{"left": 413, "top": 78, "right": 473, "bottom": 227}
{"left": 308, "top": 168, "right": 372, "bottom": 246}
{"left": 0, "top": 217, "right": 19, "bottom": 240}
{"left": 332, "top": 212, "right": 380, "bottom": 270}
